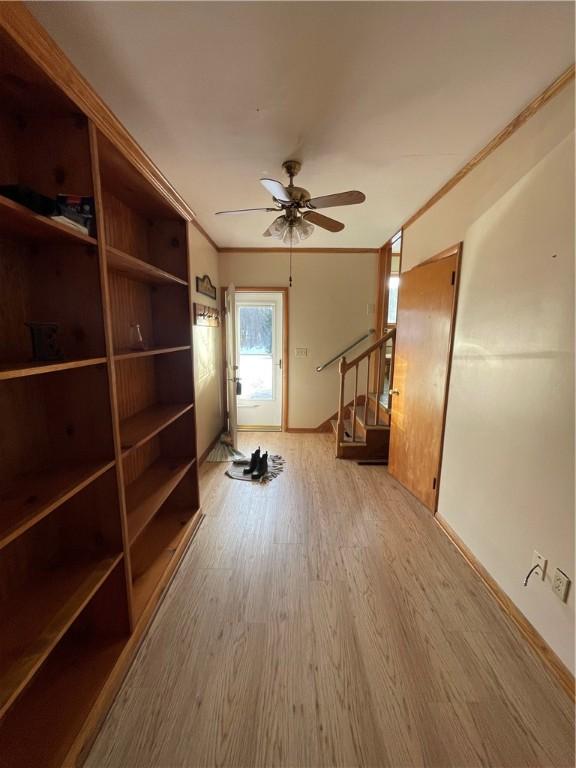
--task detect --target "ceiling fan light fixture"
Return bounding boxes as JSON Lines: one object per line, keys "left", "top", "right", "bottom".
{"left": 298, "top": 217, "right": 314, "bottom": 240}
{"left": 263, "top": 214, "right": 289, "bottom": 239}
{"left": 279, "top": 216, "right": 314, "bottom": 245}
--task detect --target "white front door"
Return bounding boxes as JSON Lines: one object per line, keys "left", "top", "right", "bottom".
{"left": 236, "top": 291, "right": 283, "bottom": 430}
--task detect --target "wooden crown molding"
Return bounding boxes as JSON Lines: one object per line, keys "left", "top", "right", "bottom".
{"left": 218, "top": 247, "right": 379, "bottom": 254}
{"left": 401, "top": 65, "right": 575, "bottom": 233}
{"left": 0, "top": 2, "right": 195, "bottom": 222}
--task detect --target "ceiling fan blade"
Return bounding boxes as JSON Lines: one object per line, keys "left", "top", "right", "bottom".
{"left": 307, "top": 190, "right": 365, "bottom": 209}
{"left": 260, "top": 178, "right": 292, "bottom": 203}
{"left": 215, "top": 207, "right": 278, "bottom": 215}
{"left": 303, "top": 210, "right": 344, "bottom": 232}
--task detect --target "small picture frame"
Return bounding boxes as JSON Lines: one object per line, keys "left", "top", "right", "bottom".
{"left": 196, "top": 274, "right": 217, "bottom": 300}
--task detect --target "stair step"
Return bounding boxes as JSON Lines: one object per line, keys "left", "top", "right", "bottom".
{"left": 329, "top": 419, "right": 367, "bottom": 445}
{"left": 352, "top": 404, "right": 389, "bottom": 430}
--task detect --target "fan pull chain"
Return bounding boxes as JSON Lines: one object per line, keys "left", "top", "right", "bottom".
{"left": 289, "top": 239, "right": 293, "bottom": 287}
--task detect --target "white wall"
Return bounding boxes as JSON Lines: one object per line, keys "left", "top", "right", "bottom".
{"left": 188, "top": 224, "right": 223, "bottom": 457}
{"left": 219, "top": 250, "right": 378, "bottom": 428}
{"left": 402, "top": 85, "right": 575, "bottom": 671}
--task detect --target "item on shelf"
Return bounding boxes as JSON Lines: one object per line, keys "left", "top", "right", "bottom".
{"left": 196, "top": 274, "right": 217, "bottom": 300}
{"left": 129, "top": 322, "right": 146, "bottom": 351}
{"left": 26, "top": 321, "right": 63, "bottom": 362}
{"left": 0, "top": 184, "right": 56, "bottom": 216}
{"left": 55, "top": 194, "right": 95, "bottom": 235}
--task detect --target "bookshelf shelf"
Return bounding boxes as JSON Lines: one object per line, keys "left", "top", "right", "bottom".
{"left": 126, "top": 457, "right": 195, "bottom": 544}
{"left": 0, "top": 460, "right": 114, "bottom": 551}
{"left": 0, "top": 195, "right": 97, "bottom": 245}
{"left": 0, "top": 553, "right": 122, "bottom": 719}
{"left": 119, "top": 402, "right": 194, "bottom": 453}
{"left": 131, "top": 501, "right": 200, "bottom": 623}
{"left": 0, "top": 357, "right": 107, "bottom": 382}
{"left": 114, "top": 345, "right": 190, "bottom": 362}
{"left": 107, "top": 245, "right": 188, "bottom": 286}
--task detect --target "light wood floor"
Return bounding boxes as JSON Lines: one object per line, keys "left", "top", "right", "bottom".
{"left": 86, "top": 433, "right": 574, "bottom": 768}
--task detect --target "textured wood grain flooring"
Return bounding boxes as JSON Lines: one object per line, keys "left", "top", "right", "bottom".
{"left": 86, "top": 433, "right": 574, "bottom": 768}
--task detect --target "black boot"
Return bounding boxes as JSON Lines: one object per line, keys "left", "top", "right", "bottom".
{"left": 252, "top": 452, "right": 268, "bottom": 480}
{"left": 243, "top": 446, "right": 261, "bottom": 474}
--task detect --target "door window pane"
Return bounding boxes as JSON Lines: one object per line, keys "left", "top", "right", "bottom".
{"left": 238, "top": 305, "right": 274, "bottom": 400}
{"left": 387, "top": 275, "right": 400, "bottom": 324}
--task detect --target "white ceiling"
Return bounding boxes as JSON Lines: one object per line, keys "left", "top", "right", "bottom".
{"left": 29, "top": 1, "right": 574, "bottom": 249}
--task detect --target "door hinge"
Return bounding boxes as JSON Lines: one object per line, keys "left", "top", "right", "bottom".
{"left": 432, "top": 477, "right": 437, "bottom": 490}
{"left": 450, "top": 271, "right": 456, "bottom": 286}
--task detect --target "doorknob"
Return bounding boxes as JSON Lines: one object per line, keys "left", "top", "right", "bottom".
{"left": 389, "top": 388, "right": 400, "bottom": 396}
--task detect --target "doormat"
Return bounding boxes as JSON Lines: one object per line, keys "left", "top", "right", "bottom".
{"left": 226, "top": 455, "right": 285, "bottom": 484}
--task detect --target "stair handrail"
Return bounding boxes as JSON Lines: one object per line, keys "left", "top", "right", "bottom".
{"left": 342, "top": 327, "right": 396, "bottom": 372}
{"left": 315, "top": 328, "right": 375, "bottom": 372}
{"left": 335, "top": 327, "right": 397, "bottom": 457}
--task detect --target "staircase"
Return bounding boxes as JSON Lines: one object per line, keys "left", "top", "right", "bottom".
{"left": 332, "top": 328, "right": 396, "bottom": 461}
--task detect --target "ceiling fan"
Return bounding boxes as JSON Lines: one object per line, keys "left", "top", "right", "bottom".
{"left": 215, "top": 160, "right": 366, "bottom": 244}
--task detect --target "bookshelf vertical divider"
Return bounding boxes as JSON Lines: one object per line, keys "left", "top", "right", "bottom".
{"left": 88, "top": 122, "right": 135, "bottom": 628}
{"left": 0, "top": 9, "right": 201, "bottom": 767}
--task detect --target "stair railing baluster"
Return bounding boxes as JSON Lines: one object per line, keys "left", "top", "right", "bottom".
{"left": 388, "top": 334, "right": 396, "bottom": 411}
{"left": 375, "top": 346, "right": 382, "bottom": 426}
{"left": 352, "top": 363, "right": 359, "bottom": 442}
{"left": 364, "top": 352, "right": 371, "bottom": 426}
{"left": 336, "top": 356, "right": 346, "bottom": 457}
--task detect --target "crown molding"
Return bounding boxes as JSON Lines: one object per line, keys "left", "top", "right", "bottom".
{"left": 218, "top": 247, "right": 379, "bottom": 254}
{"left": 400, "top": 64, "right": 575, "bottom": 234}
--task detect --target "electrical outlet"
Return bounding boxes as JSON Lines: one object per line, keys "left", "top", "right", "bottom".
{"left": 552, "top": 569, "right": 570, "bottom": 603}
{"left": 532, "top": 551, "right": 547, "bottom": 580}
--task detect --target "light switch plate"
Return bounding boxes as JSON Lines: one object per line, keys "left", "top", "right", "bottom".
{"left": 532, "top": 551, "right": 547, "bottom": 581}
{"left": 366, "top": 303, "right": 375, "bottom": 315}
{"left": 295, "top": 348, "right": 308, "bottom": 358}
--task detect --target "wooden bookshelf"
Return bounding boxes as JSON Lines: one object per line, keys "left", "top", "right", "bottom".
{"left": 0, "top": 10, "right": 201, "bottom": 767}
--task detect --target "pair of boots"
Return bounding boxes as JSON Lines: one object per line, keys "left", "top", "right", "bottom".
{"left": 243, "top": 446, "right": 268, "bottom": 480}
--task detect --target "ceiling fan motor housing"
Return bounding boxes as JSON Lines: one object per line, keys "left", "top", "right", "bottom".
{"left": 281, "top": 160, "right": 310, "bottom": 205}
{"left": 282, "top": 159, "right": 301, "bottom": 178}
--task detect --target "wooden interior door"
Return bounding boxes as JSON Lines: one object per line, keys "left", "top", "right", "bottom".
{"left": 388, "top": 245, "right": 461, "bottom": 511}
{"left": 224, "top": 284, "right": 239, "bottom": 449}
